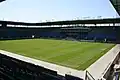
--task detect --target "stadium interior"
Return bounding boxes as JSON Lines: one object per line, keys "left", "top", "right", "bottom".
{"left": 0, "top": 0, "right": 120, "bottom": 80}
{"left": 0, "top": 18, "right": 120, "bottom": 43}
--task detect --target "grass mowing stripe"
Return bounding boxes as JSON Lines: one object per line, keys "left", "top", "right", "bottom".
{"left": 0, "top": 39, "right": 115, "bottom": 70}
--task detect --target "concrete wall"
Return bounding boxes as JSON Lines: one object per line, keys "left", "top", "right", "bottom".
{"left": 86, "top": 44, "right": 120, "bottom": 80}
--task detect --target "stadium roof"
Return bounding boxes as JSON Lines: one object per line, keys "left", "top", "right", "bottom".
{"left": 0, "top": 0, "right": 119, "bottom": 26}
{"left": 110, "top": 0, "right": 120, "bottom": 15}
{"left": 0, "top": 18, "right": 120, "bottom": 26}
{"left": 0, "top": 0, "right": 5, "bottom": 3}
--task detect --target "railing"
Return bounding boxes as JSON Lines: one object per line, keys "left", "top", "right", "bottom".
{"left": 85, "top": 70, "right": 95, "bottom": 80}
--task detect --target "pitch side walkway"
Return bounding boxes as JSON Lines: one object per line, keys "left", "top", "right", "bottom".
{"left": 0, "top": 50, "right": 85, "bottom": 79}
{"left": 86, "top": 44, "right": 120, "bottom": 80}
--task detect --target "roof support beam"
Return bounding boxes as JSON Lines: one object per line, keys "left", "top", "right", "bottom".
{"left": 0, "top": 0, "right": 5, "bottom": 3}
{"left": 110, "top": 0, "right": 120, "bottom": 16}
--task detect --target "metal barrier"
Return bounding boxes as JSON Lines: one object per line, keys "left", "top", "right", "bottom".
{"left": 85, "top": 71, "right": 95, "bottom": 80}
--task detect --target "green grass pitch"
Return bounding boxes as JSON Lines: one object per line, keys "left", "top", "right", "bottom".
{"left": 0, "top": 39, "right": 115, "bottom": 70}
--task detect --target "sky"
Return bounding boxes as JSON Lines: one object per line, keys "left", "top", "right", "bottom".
{"left": 0, "top": 0, "right": 119, "bottom": 22}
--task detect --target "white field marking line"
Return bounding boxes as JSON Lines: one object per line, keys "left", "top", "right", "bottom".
{"left": 64, "top": 45, "right": 109, "bottom": 65}
{"left": 44, "top": 44, "right": 111, "bottom": 71}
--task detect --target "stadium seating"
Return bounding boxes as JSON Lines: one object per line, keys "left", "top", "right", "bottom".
{"left": 65, "top": 74, "right": 83, "bottom": 80}
{"left": 0, "top": 54, "right": 83, "bottom": 80}
{"left": 0, "top": 26, "right": 119, "bottom": 43}
{"left": 87, "top": 27, "right": 117, "bottom": 42}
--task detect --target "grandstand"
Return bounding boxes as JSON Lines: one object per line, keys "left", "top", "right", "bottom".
{"left": 0, "top": 0, "right": 120, "bottom": 80}
{"left": 0, "top": 22, "right": 119, "bottom": 43}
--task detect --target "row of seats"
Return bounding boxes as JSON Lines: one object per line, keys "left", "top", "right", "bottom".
{"left": 0, "top": 27, "right": 118, "bottom": 42}
{"left": 87, "top": 27, "right": 117, "bottom": 40}
{"left": 0, "top": 54, "right": 83, "bottom": 80}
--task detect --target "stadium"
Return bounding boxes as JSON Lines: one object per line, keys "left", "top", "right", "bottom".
{"left": 0, "top": 0, "right": 120, "bottom": 80}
